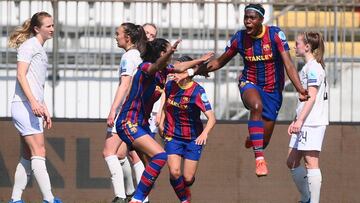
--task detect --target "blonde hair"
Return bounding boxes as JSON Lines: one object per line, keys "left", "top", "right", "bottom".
{"left": 303, "top": 31, "right": 325, "bottom": 68}
{"left": 8, "top": 11, "right": 52, "bottom": 48}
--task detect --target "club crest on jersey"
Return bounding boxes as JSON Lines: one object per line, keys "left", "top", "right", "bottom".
{"left": 182, "top": 96, "right": 189, "bottom": 102}
{"left": 126, "top": 121, "right": 138, "bottom": 133}
{"left": 263, "top": 44, "right": 271, "bottom": 51}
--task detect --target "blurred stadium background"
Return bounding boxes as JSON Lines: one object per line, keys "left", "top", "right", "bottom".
{"left": 0, "top": 0, "right": 359, "bottom": 202}
{"left": 0, "top": 0, "right": 359, "bottom": 121}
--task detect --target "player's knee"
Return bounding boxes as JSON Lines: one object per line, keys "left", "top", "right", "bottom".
{"left": 169, "top": 168, "right": 181, "bottom": 179}
{"left": 32, "top": 146, "right": 46, "bottom": 157}
{"left": 116, "top": 151, "right": 127, "bottom": 159}
{"left": 102, "top": 148, "right": 114, "bottom": 158}
{"left": 250, "top": 102, "right": 263, "bottom": 113}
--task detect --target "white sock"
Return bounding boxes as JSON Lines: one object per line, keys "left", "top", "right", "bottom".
{"left": 307, "top": 168, "right": 322, "bottom": 203}
{"left": 11, "top": 157, "right": 32, "bottom": 201}
{"left": 133, "top": 161, "right": 145, "bottom": 184}
{"left": 132, "top": 161, "right": 149, "bottom": 202}
{"left": 105, "top": 155, "right": 126, "bottom": 198}
{"left": 119, "top": 157, "right": 135, "bottom": 196}
{"left": 291, "top": 166, "right": 310, "bottom": 202}
{"left": 31, "top": 156, "right": 54, "bottom": 202}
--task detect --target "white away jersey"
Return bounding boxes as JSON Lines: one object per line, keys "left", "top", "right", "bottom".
{"left": 13, "top": 37, "right": 48, "bottom": 103}
{"left": 296, "top": 59, "right": 329, "bottom": 126}
{"left": 119, "top": 49, "right": 142, "bottom": 77}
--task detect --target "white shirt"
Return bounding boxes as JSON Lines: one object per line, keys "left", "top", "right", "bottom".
{"left": 119, "top": 49, "right": 142, "bottom": 77}
{"left": 13, "top": 37, "right": 48, "bottom": 103}
{"left": 296, "top": 59, "right": 329, "bottom": 126}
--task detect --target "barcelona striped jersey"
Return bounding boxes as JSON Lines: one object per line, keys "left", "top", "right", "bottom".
{"left": 163, "top": 80, "right": 212, "bottom": 141}
{"left": 225, "top": 25, "right": 290, "bottom": 92}
{"left": 117, "top": 62, "right": 174, "bottom": 127}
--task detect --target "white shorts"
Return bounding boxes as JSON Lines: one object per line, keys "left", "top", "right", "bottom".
{"left": 289, "top": 125, "right": 326, "bottom": 151}
{"left": 11, "top": 101, "right": 43, "bottom": 136}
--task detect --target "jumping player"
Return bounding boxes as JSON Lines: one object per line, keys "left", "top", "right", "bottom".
{"left": 286, "top": 31, "right": 328, "bottom": 203}
{"left": 206, "top": 3, "right": 308, "bottom": 176}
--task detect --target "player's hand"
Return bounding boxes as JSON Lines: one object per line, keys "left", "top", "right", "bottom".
{"left": 107, "top": 110, "right": 116, "bottom": 128}
{"left": 299, "top": 89, "right": 310, "bottom": 102}
{"left": 289, "top": 120, "right": 303, "bottom": 134}
{"left": 287, "top": 121, "right": 295, "bottom": 135}
{"left": 43, "top": 110, "right": 52, "bottom": 129}
{"left": 171, "top": 39, "right": 182, "bottom": 52}
{"left": 195, "top": 133, "right": 208, "bottom": 145}
{"left": 199, "top": 52, "right": 214, "bottom": 62}
{"left": 30, "top": 100, "right": 45, "bottom": 117}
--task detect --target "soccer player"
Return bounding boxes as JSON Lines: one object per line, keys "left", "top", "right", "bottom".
{"left": 161, "top": 56, "right": 216, "bottom": 203}
{"left": 206, "top": 3, "right": 309, "bottom": 176}
{"left": 143, "top": 23, "right": 157, "bottom": 42}
{"left": 286, "top": 32, "right": 328, "bottom": 203}
{"left": 8, "top": 11, "right": 62, "bottom": 203}
{"left": 116, "top": 38, "right": 213, "bottom": 203}
{"left": 102, "top": 22, "right": 147, "bottom": 203}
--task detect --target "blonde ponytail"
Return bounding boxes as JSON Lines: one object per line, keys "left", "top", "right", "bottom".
{"left": 304, "top": 31, "right": 325, "bottom": 68}
{"left": 8, "top": 19, "right": 32, "bottom": 48}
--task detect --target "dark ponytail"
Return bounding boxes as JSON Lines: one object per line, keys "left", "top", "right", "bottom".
{"left": 121, "top": 22, "right": 147, "bottom": 55}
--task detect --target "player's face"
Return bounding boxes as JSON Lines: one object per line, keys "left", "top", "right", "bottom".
{"left": 243, "top": 10, "right": 263, "bottom": 36}
{"left": 143, "top": 25, "right": 157, "bottom": 41}
{"left": 35, "top": 17, "right": 54, "bottom": 40}
{"left": 115, "top": 26, "right": 129, "bottom": 48}
{"left": 295, "top": 35, "right": 308, "bottom": 57}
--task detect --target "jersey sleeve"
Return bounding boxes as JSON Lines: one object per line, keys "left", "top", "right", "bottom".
{"left": 119, "top": 52, "right": 138, "bottom": 76}
{"left": 195, "top": 87, "right": 212, "bottom": 112}
{"left": 139, "top": 62, "right": 152, "bottom": 73}
{"left": 224, "top": 31, "right": 241, "bottom": 58}
{"left": 165, "top": 64, "right": 175, "bottom": 74}
{"left": 307, "top": 66, "right": 324, "bottom": 87}
{"left": 17, "top": 41, "right": 34, "bottom": 63}
{"left": 273, "top": 27, "right": 290, "bottom": 53}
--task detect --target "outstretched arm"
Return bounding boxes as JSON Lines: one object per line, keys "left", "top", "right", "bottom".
{"left": 147, "top": 39, "right": 181, "bottom": 75}
{"left": 172, "top": 52, "right": 214, "bottom": 73}
{"left": 206, "top": 52, "right": 233, "bottom": 72}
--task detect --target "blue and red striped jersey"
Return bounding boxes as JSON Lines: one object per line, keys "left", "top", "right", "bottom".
{"left": 225, "top": 25, "right": 290, "bottom": 92}
{"left": 118, "top": 62, "right": 174, "bottom": 126}
{"left": 163, "top": 80, "right": 212, "bottom": 141}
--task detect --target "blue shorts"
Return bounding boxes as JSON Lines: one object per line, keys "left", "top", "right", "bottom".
{"left": 116, "top": 120, "right": 153, "bottom": 146}
{"left": 164, "top": 136, "right": 203, "bottom": 161}
{"left": 239, "top": 81, "right": 283, "bottom": 121}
